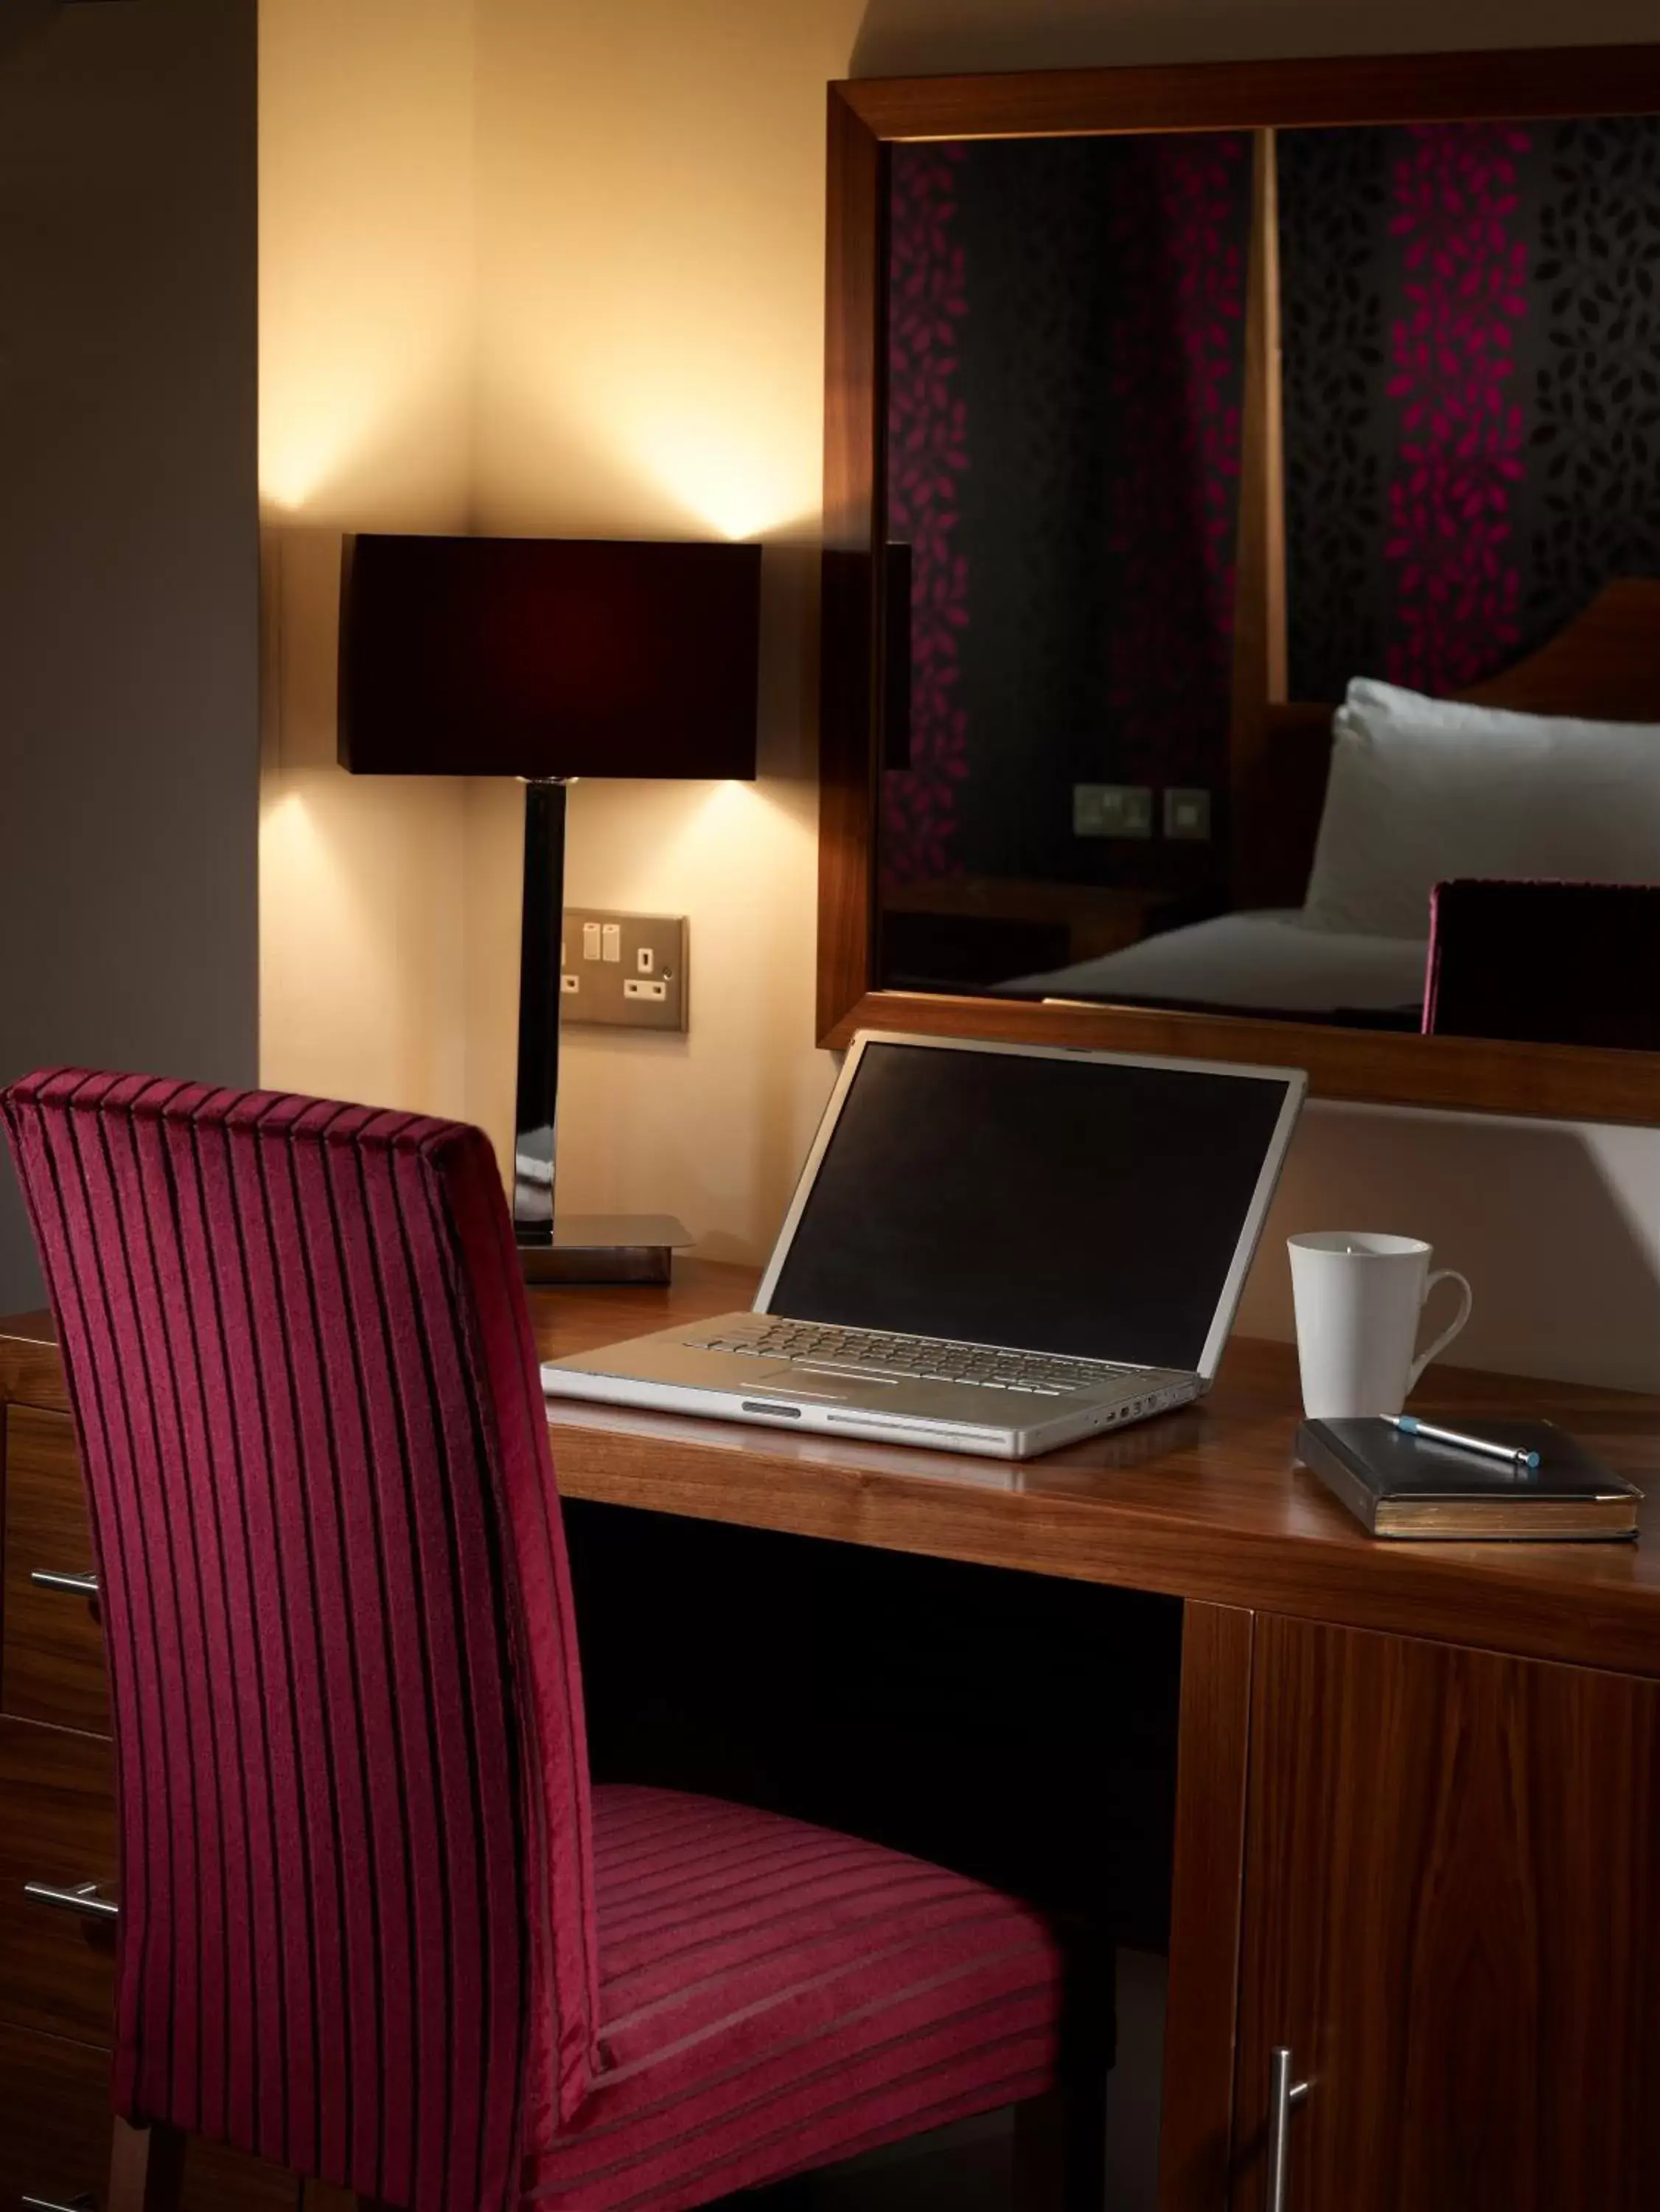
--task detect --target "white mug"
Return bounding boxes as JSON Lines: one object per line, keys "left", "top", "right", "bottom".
{"left": 1288, "top": 1232, "right": 1474, "bottom": 1420}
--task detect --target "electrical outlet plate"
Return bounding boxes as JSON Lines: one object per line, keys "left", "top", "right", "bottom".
{"left": 1163, "top": 787, "right": 1213, "bottom": 841}
{"left": 1073, "top": 783, "right": 1154, "bottom": 839}
{"left": 561, "top": 911, "right": 688, "bottom": 1032}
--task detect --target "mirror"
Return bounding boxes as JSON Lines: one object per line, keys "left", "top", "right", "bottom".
{"left": 822, "top": 49, "right": 1660, "bottom": 1121}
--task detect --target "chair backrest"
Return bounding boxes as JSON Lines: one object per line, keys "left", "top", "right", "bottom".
{"left": 2, "top": 1071, "right": 600, "bottom": 2212}
{"left": 1423, "top": 879, "right": 1660, "bottom": 1049}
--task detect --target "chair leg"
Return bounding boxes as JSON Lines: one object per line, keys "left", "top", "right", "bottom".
{"left": 1013, "top": 2079, "right": 1110, "bottom": 2212}
{"left": 1013, "top": 2089, "right": 1069, "bottom": 2212}
{"left": 107, "top": 2118, "right": 186, "bottom": 2212}
{"left": 1013, "top": 1927, "right": 1115, "bottom": 2212}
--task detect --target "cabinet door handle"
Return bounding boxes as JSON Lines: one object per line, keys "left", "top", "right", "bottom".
{"left": 24, "top": 1879, "right": 119, "bottom": 1922}
{"left": 23, "top": 2194, "right": 97, "bottom": 2212}
{"left": 1266, "top": 2046, "right": 1311, "bottom": 2212}
{"left": 29, "top": 1569, "right": 100, "bottom": 1597}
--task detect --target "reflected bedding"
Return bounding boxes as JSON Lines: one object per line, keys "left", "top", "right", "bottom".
{"left": 996, "top": 908, "right": 1428, "bottom": 1023}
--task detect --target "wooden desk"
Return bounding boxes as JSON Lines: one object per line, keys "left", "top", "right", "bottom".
{"left": 6, "top": 1264, "right": 1660, "bottom": 2212}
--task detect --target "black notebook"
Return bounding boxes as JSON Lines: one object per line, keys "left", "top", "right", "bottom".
{"left": 1296, "top": 1418, "right": 1642, "bottom": 1541}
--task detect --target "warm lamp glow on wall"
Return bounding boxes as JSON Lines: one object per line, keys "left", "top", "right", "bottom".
{"left": 338, "top": 532, "right": 761, "bottom": 1277}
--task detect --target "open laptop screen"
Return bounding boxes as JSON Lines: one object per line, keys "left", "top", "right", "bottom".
{"left": 765, "top": 1041, "right": 1298, "bottom": 1371}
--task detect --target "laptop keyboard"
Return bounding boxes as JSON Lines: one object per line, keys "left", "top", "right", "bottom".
{"left": 684, "top": 1319, "right": 1139, "bottom": 1397}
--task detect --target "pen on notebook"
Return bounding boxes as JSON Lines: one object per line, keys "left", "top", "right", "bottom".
{"left": 1388, "top": 1415, "right": 1541, "bottom": 1470}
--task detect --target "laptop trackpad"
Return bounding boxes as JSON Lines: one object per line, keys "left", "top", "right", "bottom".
{"left": 744, "top": 1363, "right": 869, "bottom": 1400}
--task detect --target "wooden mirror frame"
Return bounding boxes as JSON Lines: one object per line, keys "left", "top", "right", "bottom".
{"left": 818, "top": 43, "right": 1660, "bottom": 1124}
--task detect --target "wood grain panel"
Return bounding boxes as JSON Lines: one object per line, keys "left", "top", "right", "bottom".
{"left": 4, "top": 1408, "right": 110, "bottom": 1737}
{"left": 1462, "top": 577, "right": 1660, "bottom": 723}
{"left": 0, "top": 2020, "right": 114, "bottom": 2212}
{"left": 1232, "top": 1618, "right": 1660, "bottom": 2211}
{"left": 522, "top": 1267, "right": 1660, "bottom": 1680}
{"left": 1243, "top": 703, "right": 1340, "bottom": 911}
{"left": 299, "top": 2187, "right": 355, "bottom": 2212}
{"left": 12, "top": 1270, "right": 1660, "bottom": 1677}
{"left": 0, "top": 2023, "right": 300, "bottom": 2212}
{"left": 820, "top": 985, "right": 1660, "bottom": 1127}
{"left": 1230, "top": 130, "right": 1288, "bottom": 911}
{"left": 0, "top": 1317, "right": 72, "bottom": 1416}
{"left": 184, "top": 2139, "right": 302, "bottom": 2212}
{"left": 834, "top": 45, "right": 1660, "bottom": 141}
{"left": 818, "top": 86, "right": 885, "bottom": 1038}
{"left": 0, "top": 1717, "right": 117, "bottom": 2045}
{"left": 1159, "top": 1604, "right": 1255, "bottom": 2212}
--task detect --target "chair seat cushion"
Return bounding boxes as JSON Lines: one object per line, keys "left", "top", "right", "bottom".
{"left": 523, "top": 1785, "right": 1062, "bottom": 2211}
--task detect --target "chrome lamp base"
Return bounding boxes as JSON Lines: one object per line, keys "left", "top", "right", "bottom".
{"left": 517, "top": 1214, "right": 694, "bottom": 1287}
{"left": 512, "top": 781, "right": 694, "bottom": 1286}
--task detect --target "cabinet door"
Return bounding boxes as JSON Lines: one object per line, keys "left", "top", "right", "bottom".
{"left": 0, "top": 2022, "right": 300, "bottom": 2212}
{"left": 3, "top": 1405, "right": 110, "bottom": 1736}
{"left": 0, "top": 1716, "right": 118, "bottom": 2042}
{"left": 1232, "top": 1615, "right": 1660, "bottom": 2212}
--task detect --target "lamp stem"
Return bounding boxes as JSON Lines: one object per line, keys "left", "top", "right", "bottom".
{"left": 513, "top": 778, "right": 567, "bottom": 1247}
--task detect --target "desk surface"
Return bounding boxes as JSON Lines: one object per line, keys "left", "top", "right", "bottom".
{"left": 7, "top": 1259, "right": 1660, "bottom": 1676}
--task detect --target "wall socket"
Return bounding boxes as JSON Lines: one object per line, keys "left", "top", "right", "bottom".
{"left": 1073, "top": 783, "right": 1154, "bottom": 839}
{"left": 1163, "top": 787, "right": 1213, "bottom": 841}
{"left": 561, "top": 910, "right": 688, "bottom": 1032}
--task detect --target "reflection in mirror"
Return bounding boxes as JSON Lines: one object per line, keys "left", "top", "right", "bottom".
{"left": 876, "top": 118, "right": 1660, "bottom": 1050}
{"left": 881, "top": 133, "right": 1254, "bottom": 984}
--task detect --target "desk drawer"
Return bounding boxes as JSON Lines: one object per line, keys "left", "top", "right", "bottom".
{"left": 0, "top": 2022, "right": 301, "bottom": 2212}
{"left": 0, "top": 1717, "right": 116, "bottom": 2045}
{"left": 3, "top": 1408, "right": 109, "bottom": 1738}
{"left": 0, "top": 2020, "right": 111, "bottom": 2212}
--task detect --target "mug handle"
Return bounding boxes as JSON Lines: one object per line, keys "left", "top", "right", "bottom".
{"left": 1406, "top": 1269, "right": 1474, "bottom": 1394}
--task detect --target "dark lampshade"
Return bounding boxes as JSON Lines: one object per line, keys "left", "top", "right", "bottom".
{"left": 338, "top": 532, "right": 761, "bottom": 779}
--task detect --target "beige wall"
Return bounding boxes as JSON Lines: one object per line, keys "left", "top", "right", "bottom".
{"left": 469, "top": 0, "right": 863, "bottom": 1259}
{"left": 259, "top": 0, "right": 481, "bottom": 1121}
{"left": 259, "top": 0, "right": 1660, "bottom": 1383}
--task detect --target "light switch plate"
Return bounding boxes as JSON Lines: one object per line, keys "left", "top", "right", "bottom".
{"left": 561, "top": 911, "right": 687, "bottom": 1031}
{"left": 1074, "top": 783, "right": 1154, "bottom": 839}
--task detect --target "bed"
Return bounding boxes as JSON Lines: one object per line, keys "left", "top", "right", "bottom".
{"left": 994, "top": 581, "right": 1660, "bottom": 1026}
{"left": 996, "top": 909, "right": 1429, "bottom": 1026}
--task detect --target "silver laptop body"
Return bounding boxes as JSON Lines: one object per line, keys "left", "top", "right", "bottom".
{"left": 543, "top": 1031, "right": 1306, "bottom": 1460}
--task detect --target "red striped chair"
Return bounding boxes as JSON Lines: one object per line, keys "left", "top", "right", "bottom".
{"left": 2, "top": 1071, "right": 1103, "bottom": 2212}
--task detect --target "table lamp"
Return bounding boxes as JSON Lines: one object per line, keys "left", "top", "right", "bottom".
{"left": 338, "top": 532, "right": 761, "bottom": 1280}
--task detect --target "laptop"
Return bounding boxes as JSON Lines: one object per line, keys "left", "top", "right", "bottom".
{"left": 543, "top": 1031, "right": 1306, "bottom": 1460}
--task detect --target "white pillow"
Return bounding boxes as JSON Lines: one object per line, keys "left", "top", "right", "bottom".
{"left": 1302, "top": 678, "right": 1660, "bottom": 940}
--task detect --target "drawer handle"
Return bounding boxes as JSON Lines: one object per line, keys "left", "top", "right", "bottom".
{"left": 1266, "top": 2047, "right": 1311, "bottom": 2212}
{"left": 24, "top": 1879, "right": 119, "bottom": 1922}
{"left": 23, "top": 2196, "right": 97, "bottom": 2212}
{"left": 29, "top": 1569, "right": 100, "bottom": 1597}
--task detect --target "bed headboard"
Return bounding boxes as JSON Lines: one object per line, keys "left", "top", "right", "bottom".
{"left": 1460, "top": 579, "right": 1660, "bottom": 723}
{"left": 1242, "top": 580, "right": 1660, "bottom": 908}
